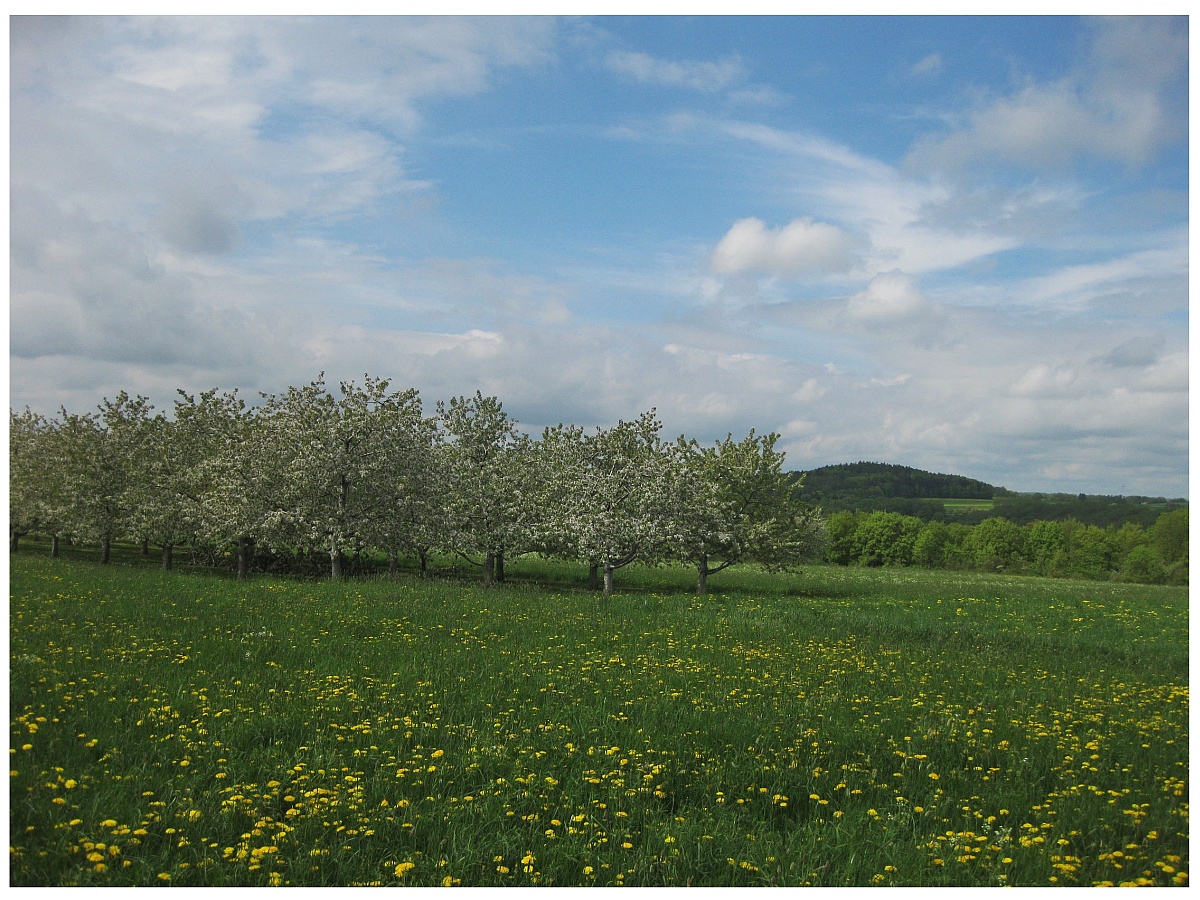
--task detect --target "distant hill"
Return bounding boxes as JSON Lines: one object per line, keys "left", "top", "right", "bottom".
{"left": 789, "top": 461, "right": 1186, "bottom": 527}
{"left": 793, "top": 461, "right": 997, "bottom": 501}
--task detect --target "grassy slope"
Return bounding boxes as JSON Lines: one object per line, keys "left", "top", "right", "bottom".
{"left": 9, "top": 554, "right": 1189, "bottom": 887}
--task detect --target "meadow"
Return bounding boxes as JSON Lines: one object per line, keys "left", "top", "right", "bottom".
{"left": 938, "top": 498, "right": 995, "bottom": 514}
{"left": 9, "top": 551, "right": 1189, "bottom": 886}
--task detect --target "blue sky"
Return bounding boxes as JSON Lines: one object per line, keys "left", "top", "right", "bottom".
{"left": 9, "top": 15, "right": 1190, "bottom": 496}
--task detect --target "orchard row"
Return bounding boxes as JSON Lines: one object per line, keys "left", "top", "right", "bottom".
{"left": 9, "top": 375, "right": 823, "bottom": 594}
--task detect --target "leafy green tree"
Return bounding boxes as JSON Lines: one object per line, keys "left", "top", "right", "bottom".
{"left": 967, "top": 517, "right": 1025, "bottom": 571}
{"left": 854, "top": 512, "right": 921, "bottom": 566}
{"left": 1062, "top": 521, "right": 1116, "bottom": 580}
{"left": 1023, "top": 520, "right": 1067, "bottom": 576}
{"left": 913, "top": 520, "right": 952, "bottom": 569}
{"left": 1149, "top": 509, "right": 1188, "bottom": 565}
{"left": 1111, "top": 522, "right": 1147, "bottom": 555}
{"left": 823, "top": 511, "right": 865, "bottom": 565}
{"left": 1120, "top": 544, "right": 1167, "bottom": 584}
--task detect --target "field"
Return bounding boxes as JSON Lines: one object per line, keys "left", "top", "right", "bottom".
{"left": 939, "top": 498, "right": 996, "bottom": 514}
{"left": 9, "top": 552, "right": 1189, "bottom": 887}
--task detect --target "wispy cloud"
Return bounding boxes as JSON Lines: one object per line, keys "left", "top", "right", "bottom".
{"left": 909, "top": 52, "right": 942, "bottom": 77}
{"left": 907, "top": 17, "right": 1187, "bottom": 172}
{"left": 606, "top": 49, "right": 746, "bottom": 92}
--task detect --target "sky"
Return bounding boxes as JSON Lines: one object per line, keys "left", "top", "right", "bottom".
{"left": 8, "top": 15, "right": 1190, "bottom": 497}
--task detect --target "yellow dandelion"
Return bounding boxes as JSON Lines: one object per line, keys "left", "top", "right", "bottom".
{"left": 395, "top": 861, "right": 415, "bottom": 877}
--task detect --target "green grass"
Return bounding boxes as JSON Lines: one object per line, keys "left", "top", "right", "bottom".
{"left": 9, "top": 553, "right": 1189, "bottom": 887}
{"left": 939, "top": 498, "right": 996, "bottom": 514}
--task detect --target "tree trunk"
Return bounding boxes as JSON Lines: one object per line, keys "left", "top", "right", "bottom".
{"left": 495, "top": 549, "right": 506, "bottom": 584}
{"left": 141, "top": 536, "right": 150, "bottom": 556}
{"left": 9, "top": 529, "right": 19, "bottom": 553}
{"left": 387, "top": 552, "right": 398, "bottom": 578}
{"left": 50, "top": 534, "right": 59, "bottom": 558}
{"left": 418, "top": 548, "right": 429, "bottom": 578}
{"left": 236, "top": 535, "right": 251, "bottom": 581}
{"left": 603, "top": 562, "right": 616, "bottom": 596}
{"left": 696, "top": 555, "right": 709, "bottom": 595}
{"left": 100, "top": 535, "right": 112, "bottom": 564}
{"left": 330, "top": 543, "right": 344, "bottom": 580}
{"left": 587, "top": 563, "right": 600, "bottom": 591}
{"left": 161, "top": 542, "right": 174, "bottom": 571}
{"left": 483, "top": 552, "right": 496, "bottom": 587}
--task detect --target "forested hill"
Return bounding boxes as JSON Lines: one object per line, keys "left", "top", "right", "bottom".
{"left": 788, "top": 461, "right": 1186, "bottom": 528}
{"left": 792, "top": 462, "right": 996, "bottom": 503}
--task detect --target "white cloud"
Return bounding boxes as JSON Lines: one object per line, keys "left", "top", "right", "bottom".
{"left": 908, "top": 17, "right": 1186, "bottom": 172}
{"left": 910, "top": 53, "right": 942, "bottom": 77}
{"left": 606, "top": 49, "right": 745, "bottom": 92}
{"left": 1016, "top": 243, "right": 1188, "bottom": 312}
{"left": 1010, "top": 363, "right": 1082, "bottom": 399}
{"left": 710, "top": 217, "right": 859, "bottom": 277}
{"left": 845, "top": 271, "right": 925, "bottom": 321}
{"left": 7, "top": 18, "right": 1187, "bottom": 499}
{"left": 699, "top": 118, "right": 1019, "bottom": 278}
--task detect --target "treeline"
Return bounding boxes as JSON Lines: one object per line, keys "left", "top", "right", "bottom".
{"left": 8, "top": 376, "right": 824, "bottom": 595}
{"left": 824, "top": 509, "right": 1188, "bottom": 585}
{"left": 990, "top": 493, "right": 1187, "bottom": 529}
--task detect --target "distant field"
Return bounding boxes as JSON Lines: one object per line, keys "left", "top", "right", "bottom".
{"left": 9, "top": 555, "right": 1189, "bottom": 887}
{"left": 939, "top": 498, "right": 996, "bottom": 513}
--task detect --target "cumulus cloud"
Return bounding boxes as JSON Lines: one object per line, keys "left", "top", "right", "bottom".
{"left": 845, "top": 271, "right": 925, "bottom": 321}
{"left": 710, "top": 217, "right": 859, "bottom": 277}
